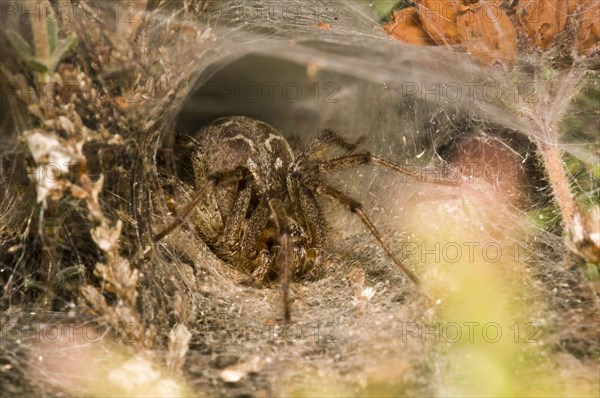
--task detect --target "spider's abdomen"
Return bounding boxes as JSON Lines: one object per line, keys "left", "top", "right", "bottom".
{"left": 193, "top": 116, "right": 294, "bottom": 194}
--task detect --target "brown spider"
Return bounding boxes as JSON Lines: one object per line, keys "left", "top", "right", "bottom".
{"left": 154, "top": 116, "right": 440, "bottom": 321}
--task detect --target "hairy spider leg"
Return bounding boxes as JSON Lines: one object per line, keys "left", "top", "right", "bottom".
{"left": 315, "top": 129, "right": 366, "bottom": 152}
{"left": 305, "top": 131, "right": 424, "bottom": 281}
{"left": 220, "top": 179, "right": 277, "bottom": 280}
{"left": 296, "top": 184, "right": 326, "bottom": 276}
{"left": 310, "top": 129, "right": 455, "bottom": 185}
{"left": 268, "top": 198, "right": 293, "bottom": 322}
{"left": 295, "top": 129, "right": 454, "bottom": 285}
{"left": 284, "top": 129, "right": 364, "bottom": 256}
{"left": 222, "top": 177, "right": 253, "bottom": 245}
{"left": 293, "top": 129, "right": 364, "bottom": 167}
{"left": 244, "top": 198, "right": 276, "bottom": 281}
{"left": 153, "top": 166, "right": 253, "bottom": 242}
{"left": 309, "top": 182, "right": 421, "bottom": 286}
{"left": 320, "top": 153, "right": 457, "bottom": 185}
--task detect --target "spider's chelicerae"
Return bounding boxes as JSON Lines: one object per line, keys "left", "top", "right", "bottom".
{"left": 154, "top": 116, "right": 440, "bottom": 321}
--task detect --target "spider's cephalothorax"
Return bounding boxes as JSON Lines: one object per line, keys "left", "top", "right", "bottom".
{"left": 155, "top": 116, "right": 426, "bottom": 321}
{"left": 178, "top": 116, "right": 322, "bottom": 282}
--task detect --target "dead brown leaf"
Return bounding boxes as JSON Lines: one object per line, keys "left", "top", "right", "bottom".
{"left": 384, "top": 7, "right": 436, "bottom": 46}
{"left": 517, "top": 0, "right": 569, "bottom": 49}
{"left": 457, "top": 1, "right": 518, "bottom": 67}
{"left": 415, "top": 0, "right": 463, "bottom": 45}
{"left": 576, "top": 0, "right": 600, "bottom": 56}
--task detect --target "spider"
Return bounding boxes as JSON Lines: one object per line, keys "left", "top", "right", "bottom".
{"left": 154, "top": 116, "right": 442, "bottom": 321}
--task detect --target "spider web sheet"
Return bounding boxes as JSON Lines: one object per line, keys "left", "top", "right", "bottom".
{"left": 0, "top": 0, "right": 598, "bottom": 396}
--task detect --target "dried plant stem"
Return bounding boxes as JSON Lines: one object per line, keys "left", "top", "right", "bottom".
{"left": 75, "top": 170, "right": 145, "bottom": 346}
{"left": 536, "top": 137, "right": 575, "bottom": 231}
{"left": 38, "top": 201, "right": 58, "bottom": 288}
{"left": 30, "top": 0, "right": 54, "bottom": 110}
{"left": 529, "top": 67, "right": 587, "bottom": 237}
{"left": 29, "top": 0, "right": 55, "bottom": 288}
{"left": 31, "top": 1, "right": 50, "bottom": 65}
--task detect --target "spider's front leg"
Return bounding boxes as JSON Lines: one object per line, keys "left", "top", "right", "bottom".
{"left": 295, "top": 184, "right": 326, "bottom": 280}
{"left": 221, "top": 178, "right": 252, "bottom": 247}
{"left": 153, "top": 166, "right": 253, "bottom": 242}
{"left": 286, "top": 170, "right": 327, "bottom": 280}
{"left": 239, "top": 198, "right": 277, "bottom": 283}
{"left": 268, "top": 198, "right": 296, "bottom": 322}
{"left": 219, "top": 178, "right": 279, "bottom": 282}
{"left": 309, "top": 128, "right": 456, "bottom": 185}
{"left": 307, "top": 181, "right": 421, "bottom": 286}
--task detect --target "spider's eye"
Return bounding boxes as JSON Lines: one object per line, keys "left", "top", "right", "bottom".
{"left": 290, "top": 226, "right": 301, "bottom": 237}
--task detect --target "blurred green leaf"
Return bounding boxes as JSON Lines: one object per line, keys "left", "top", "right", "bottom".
{"left": 592, "top": 164, "right": 600, "bottom": 180}
{"left": 25, "top": 58, "right": 49, "bottom": 73}
{"left": 563, "top": 153, "right": 600, "bottom": 208}
{"left": 7, "top": 23, "right": 76, "bottom": 74}
{"left": 560, "top": 74, "right": 599, "bottom": 143}
{"left": 53, "top": 264, "right": 86, "bottom": 285}
{"left": 583, "top": 262, "right": 599, "bottom": 282}
{"left": 6, "top": 29, "right": 34, "bottom": 58}
{"left": 49, "top": 34, "right": 77, "bottom": 72}
{"left": 373, "top": 0, "right": 410, "bottom": 21}
{"left": 528, "top": 205, "right": 561, "bottom": 230}
{"left": 47, "top": 18, "right": 58, "bottom": 53}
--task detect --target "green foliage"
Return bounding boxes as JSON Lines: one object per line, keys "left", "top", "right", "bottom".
{"left": 560, "top": 74, "right": 600, "bottom": 144}
{"left": 6, "top": 27, "right": 77, "bottom": 74}
{"left": 5, "top": 29, "right": 34, "bottom": 58}
{"left": 528, "top": 205, "right": 561, "bottom": 231}
{"left": 47, "top": 18, "right": 58, "bottom": 53}
{"left": 48, "top": 34, "right": 77, "bottom": 73}
{"left": 53, "top": 264, "right": 86, "bottom": 286}
{"left": 583, "top": 262, "right": 599, "bottom": 282}
{"left": 373, "top": 0, "right": 412, "bottom": 21}
{"left": 24, "top": 57, "right": 50, "bottom": 73}
{"left": 565, "top": 154, "right": 600, "bottom": 208}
